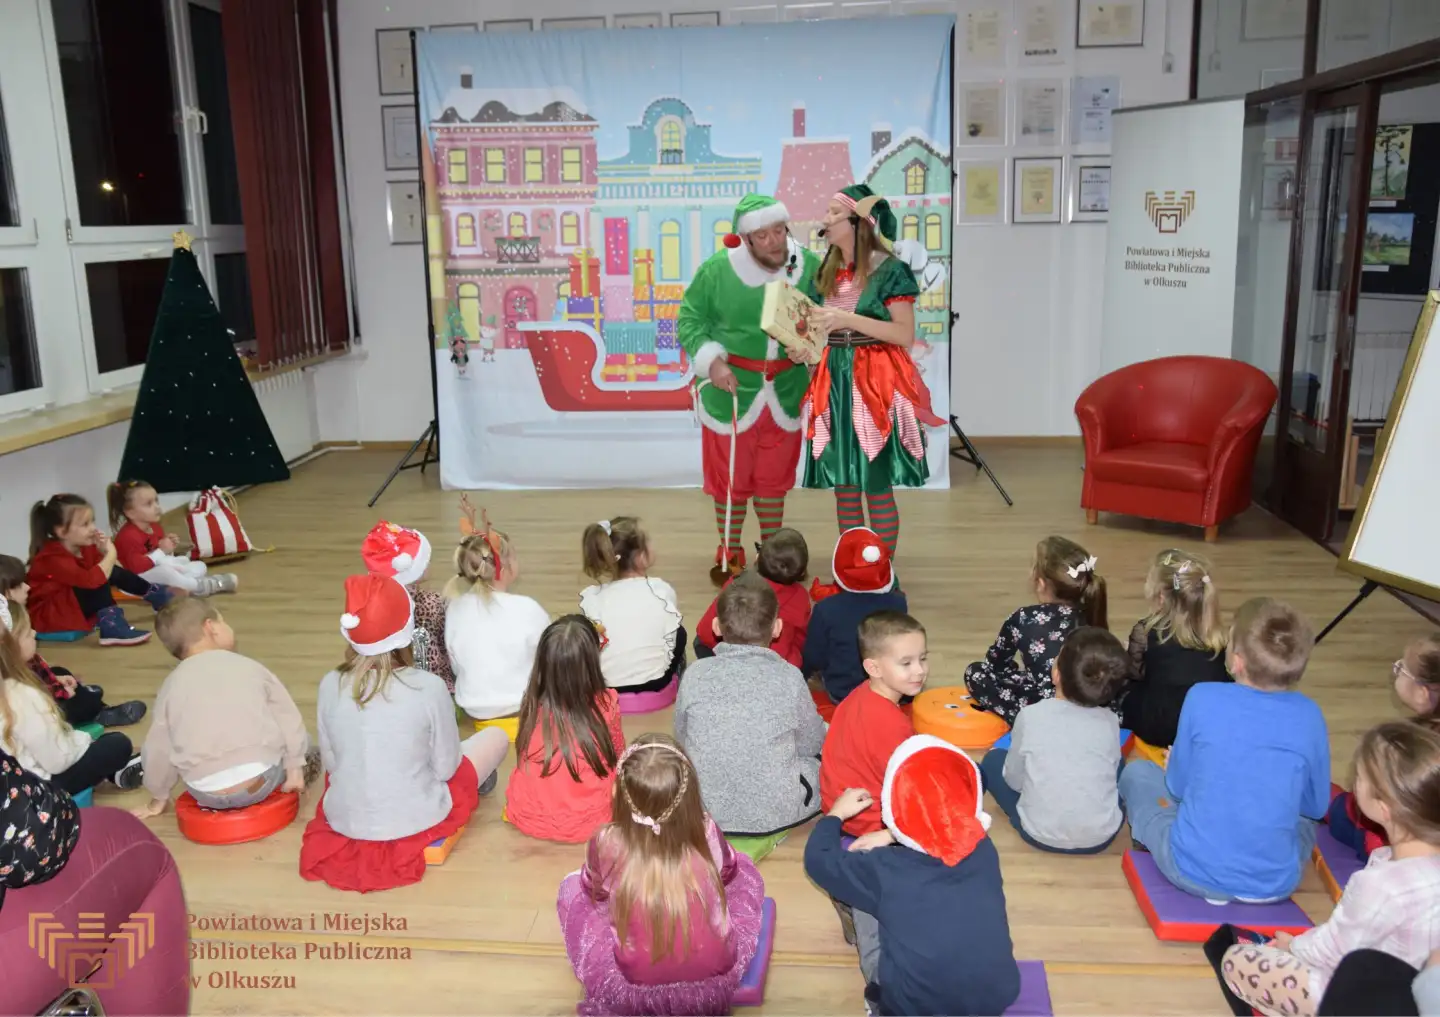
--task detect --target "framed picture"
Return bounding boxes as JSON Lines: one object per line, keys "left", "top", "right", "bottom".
{"left": 1242, "top": 0, "right": 1306, "bottom": 40}
{"left": 956, "top": 160, "right": 1006, "bottom": 225}
{"left": 671, "top": 10, "right": 721, "bottom": 26}
{"left": 727, "top": 6, "right": 780, "bottom": 23}
{"left": 1069, "top": 158, "right": 1110, "bottom": 222}
{"left": 429, "top": 23, "right": 477, "bottom": 33}
{"left": 483, "top": 19, "right": 533, "bottom": 32}
{"left": 542, "top": 16, "right": 607, "bottom": 30}
{"left": 375, "top": 28, "right": 417, "bottom": 96}
{"left": 957, "top": 80, "right": 1006, "bottom": 146}
{"left": 784, "top": 3, "right": 838, "bottom": 20}
{"left": 380, "top": 104, "right": 419, "bottom": 172}
{"left": 386, "top": 181, "right": 423, "bottom": 245}
{"left": 1012, "top": 156, "right": 1063, "bottom": 223}
{"left": 614, "top": 12, "right": 664, "bottom": 28}
{"left": 1076, "top": 1, "right": 1144, "bottom": 48}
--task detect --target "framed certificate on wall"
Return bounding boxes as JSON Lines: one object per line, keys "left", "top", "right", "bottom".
{"left": 1076, "top": 1, "right": 1144, "bottom": 48}
{"left": 1013, "top": 156, "right": 1063, "bottom": 223}
{"left": 1069, "top": 158, "right": 1111, "bottom": 222}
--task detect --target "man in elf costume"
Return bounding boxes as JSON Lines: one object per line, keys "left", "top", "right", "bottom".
{"left": 678, "top": 194, "right": 821, "bottom": 583}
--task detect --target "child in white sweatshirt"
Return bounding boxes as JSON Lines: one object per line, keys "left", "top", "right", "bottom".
{"left": 446, "top": 518, "right": 549, "bottom": 721}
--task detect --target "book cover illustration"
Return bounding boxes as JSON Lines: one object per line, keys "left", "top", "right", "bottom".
{"left": 761, "top": 281, "right": 825, "bottom": 363}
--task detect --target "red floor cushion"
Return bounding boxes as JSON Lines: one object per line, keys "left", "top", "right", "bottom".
{"left": 176, "top": 789, "right": 299, "bottom": 845}
{"left": 1088, "top": 442, "right": 1210, "bottom": 493}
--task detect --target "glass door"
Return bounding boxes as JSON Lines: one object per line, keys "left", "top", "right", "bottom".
{"left": 1271, "top": 84, "right": 1377, "bottom": 542}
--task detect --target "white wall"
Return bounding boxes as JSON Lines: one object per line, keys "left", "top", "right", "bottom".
{"left": 330, "top": 0, "right": 1192, "bottom": 441}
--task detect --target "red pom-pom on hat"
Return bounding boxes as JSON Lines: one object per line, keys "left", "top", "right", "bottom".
{"left": 723, "top": 233, "right": 742, "bottom": 249}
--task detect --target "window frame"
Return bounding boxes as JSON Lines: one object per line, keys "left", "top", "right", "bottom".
{"left": 456, "top": 212, "right": 476, "bottom": 247}
{"left": 559, "top": 211, "right": 579, "bottom": 247}
{"left": 0, "top": 254, "right": 50, "bottom": 415}
{"left": 901, "top": 214, "right": 919, "bottom": 242}
{"left": 70, "top": 240, "right": 176, "bottom": 392}
{"left": 524, "top": 147, "right": 543, "bottom": 183}
{"left": 507, "top": 211, "right": 527, "bottom": 237}
{"left": 712, "top": 218, "right": 731, "bottom": 253}
{"left": 924, "top": 212, "right": 942, "bottom": 251}
{"left": 448, "top": 148, "right": 469, "bottom": 184}
{"left": 904, "top": 162, "right": 926, "bottom": 195}
{"left": 485, "top": 148, "right": 507, "bottom": 183}
{"left": 561, "top": 147, "right": 581, "bottom": 183}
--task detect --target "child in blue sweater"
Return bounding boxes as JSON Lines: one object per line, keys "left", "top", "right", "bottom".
{"left": 805, "top": 734, "right": 1020, "bottom": 1017}
{"left": 803, "top": 528, "right": 907, "bottom": 705}
{"left": 1120, "top": 597, "right": 1330, "bottom": 902}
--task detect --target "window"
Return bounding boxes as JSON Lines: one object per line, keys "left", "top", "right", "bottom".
{"left": 485, "top": 149, "right": 506, "bottom": 183}
{"left": 51, "top": 0, "right": 187, "bottom": 226}
{"left": 0, "top": 98, "right": 17, "bottom": 228}
{"left": 560, "top": 212, "right": 579, "bottom": 246}
{"left": 713, "top": 219, "right": 731, "bottom": 253}
{"left": 508, "top": 212, "right": 527, "bottom": 237}
{"left": 809, "top": 225, "right": 825, "bottom": 252}
{"left": 905, "top": 162, "right": 926, "bottom": 195}
{"left": 924, "top": 213, "right": 942, "bottom": 251}
{"left": 524, "top": 148, "right": 543, "bottom": 183}
{"left": 457, "top": 282, "right": 480, "bottom": 342}
{"left": 561, "top": 147, "right": 582, "bottom": 183}
{"left": 659, "top": 220, "right": 681, "bottom": 280}
{"left": 214, "top": 251, "right": 253, "bottom": 345}
{"left": 188, "top": 5, "right": 242, "bottom": 225}
{"left": 84, "top": 257, "right": 171, "bottom": 373}
{"left": 658, "top": 118, "right": 684, "bottom": 164}
{"left": 901, "top": 215, "right": 919, "bottom": 242}
{"left": 448, "top": 149, "right": 468, "bottom": 184}
{"left": 456, "top": 213, "right": 476, "bottom": 246}
{"left": 0, "top": 269, "right": 41, "bottom": 397}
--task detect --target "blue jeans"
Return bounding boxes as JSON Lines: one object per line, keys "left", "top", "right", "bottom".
{"left": 1326, "top": 791, "right": 1369, "bottom": 860}
{"left": 978, "top": 749, "right": 1120, "bottom": 855}
{"left": 1119, "top": 760, "right": 1316, "bottom": 902}
{"left": 187, "top": 764, "right": 284, "bottom": 810}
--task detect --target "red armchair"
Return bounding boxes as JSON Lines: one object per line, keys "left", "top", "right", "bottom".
{"left": 1074, "top": 356, "right": 1277, "bottom": 541}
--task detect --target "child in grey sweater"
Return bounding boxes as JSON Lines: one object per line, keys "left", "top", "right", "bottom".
{"left": 674, "top": 572, "right": 827, "bottom": 836}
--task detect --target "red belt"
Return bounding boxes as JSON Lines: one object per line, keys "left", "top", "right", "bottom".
{"left": 728, "top": 354, "right": 798, "bottom": 380}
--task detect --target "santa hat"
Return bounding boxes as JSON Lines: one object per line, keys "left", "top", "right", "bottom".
{"left": 882, "top": 735, "right": 991, "bottom": 866}
{"left": 361, "top": 521, "right": 431, "bottom": 586}
{"left": 339, "top": 574, "right": 415, "bottom": 656}
{"left": 723, "top": 194, "right": 791, "bottom": 249}
{"left": 832, "top": 527, "right": 894, "bottom": 595}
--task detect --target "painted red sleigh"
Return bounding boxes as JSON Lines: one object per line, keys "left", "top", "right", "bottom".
{"left": 519, "top": 321, "right": 694, "bottom": 413}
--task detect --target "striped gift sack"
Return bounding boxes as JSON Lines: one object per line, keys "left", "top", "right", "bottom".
{"left": 186, "top": 488, "right": 253, "bottom": 561}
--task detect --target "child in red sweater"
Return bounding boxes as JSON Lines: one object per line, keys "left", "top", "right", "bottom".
{"left": 108, "top": 480, "right": 236, "bottom": 597}
{"left": 694, "top": 528, "right": 811, "bottom": 667}
{"left": 26, "top": 494, "right": 163, "bottom": 646}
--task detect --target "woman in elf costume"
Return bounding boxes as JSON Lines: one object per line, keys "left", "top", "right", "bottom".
{"left": 797, "top": 184, "right": 943, "bottom": 555}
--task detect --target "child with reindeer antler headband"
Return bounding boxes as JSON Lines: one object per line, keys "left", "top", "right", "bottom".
{"left": 446, "top": 499, "right": 551, "bottom": 724}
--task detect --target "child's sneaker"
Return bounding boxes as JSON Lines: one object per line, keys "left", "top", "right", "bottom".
{"left": 112, "top": 753, "right": 145, "bottom": 790}
{"left": 94, "top": 700, "right": 147, "bottom": 727}
{"left": 479, "top": 769, "right": 499, "bottom": 795}
{"left": 303, "top": 747, "right": 322, "bottom": 786}
{"left": 96, "top": 607, "right": 150, "bottom": 647}
{"left": 142, "top": 585, "right": 175, "bottom": 611}
{"left": 212, "top": 573, "right": 239, "bottom": 594}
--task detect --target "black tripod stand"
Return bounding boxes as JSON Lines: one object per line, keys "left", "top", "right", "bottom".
{"left": 1315, "top": 580, "right": 1380, "bottom": 644}
{"left": 950, "top": 415, "right": 1012, "bottom": 506}
{"left": 369, "top": 419, "right": 439, "bottom": 508}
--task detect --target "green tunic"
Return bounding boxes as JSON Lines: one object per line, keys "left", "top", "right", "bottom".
{"left": 677, "top": 239, "right": 821, "bottom": 433}
{"left": 800, "top": 256, "right": 928, "bottom": 493}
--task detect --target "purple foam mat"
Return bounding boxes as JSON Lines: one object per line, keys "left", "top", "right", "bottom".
{"left": 733, "top": 897, "right": 777, "bottom": 1007}
{"left": 1315, "top": 826, "right": 1364, "bottom": 890}
{"left": 1126, "top": 850, "right": 1312, "bottom": 938}
{"left": 1004, "top": 961, "right": 1053, "bottom": 1017}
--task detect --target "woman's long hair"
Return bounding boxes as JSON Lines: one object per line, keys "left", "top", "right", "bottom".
{"left": 603, "top": 734, "right": 724, "bottom": 962}
{"left": 337, "top": 644, "right": 416, "bottom": 707}
{"left": 515, "top": 615, "right": 619, "bottom": 781}
{"left": 816, "top": 214, "right": 887, "bottom": 301}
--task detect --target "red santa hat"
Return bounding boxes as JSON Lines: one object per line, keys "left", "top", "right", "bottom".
{"left": 339, "top": 574, "right": 415, "bottom": 656}
{"left": 832, "top": 527, "right": 894, "bottom": 594}
{"left": 882, "top": 734, "right": 991, "bottom": 866}
{"left": 361, "top": 521, "right": 431, "bottom": 586}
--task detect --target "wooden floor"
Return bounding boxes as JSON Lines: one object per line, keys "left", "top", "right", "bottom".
{"left": 64, "top": 445, "right": 1426, "bottom": 1016}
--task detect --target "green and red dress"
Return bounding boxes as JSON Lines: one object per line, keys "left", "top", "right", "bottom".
{"left": 799, "top": 256, "right": 943, "bottom": 492}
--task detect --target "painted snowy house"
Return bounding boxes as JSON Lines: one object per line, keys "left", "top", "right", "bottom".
{"left": 775, "top": 103, "right": 855, "bottom": 254}
{"left": 864, "top": 127, "right": 952, "bottom": 340}
{"left": 430, "top": 77, "right": 600, "bottom": 348}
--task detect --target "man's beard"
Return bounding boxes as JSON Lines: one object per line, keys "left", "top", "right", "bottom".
{"left": 748, "top": 239, "right": 788, "bottom": 272}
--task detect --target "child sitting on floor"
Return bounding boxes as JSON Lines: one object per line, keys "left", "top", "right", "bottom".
{"left": 301, "top": 576, "right": 510, "bottom": 893}
{"left": 132, "top": 598, "right": 316, "bottom": 818}
{"left": 506, "top": 615, "right": 625, "bottom": 844}
{"left": 980, "top": 627, "right": 1129, "bottom": 854}
{"left": 1119, "top": 548, "right": 1229, "bottom": 749}
{"left": 803, "top": 528, "right": 907, "bottom": 705}
{"left": 676, "top": 572, "right": 827, "bottom": 838}
{"left": 806, "top": 736, "right": 1021, "bottom": 1017}
{"left": 446, "top": 516, "right": 550, "bottom": 722}
{"left": 1216, "top": 721, "right": 1440, "bottom": 1017}
{"left": 1121, "top": 597, "right": 1330, "bottom": 903}
{"left": 579, "top": 517, "right": 684, "bottom": 696}
{"left": 108, "top": 480, "right": 236, "bottom": 597}
{"left": 26, "top": 494, "right": 164, "bottom": 646}
{"left": 965, "top": 535, "right": 1107, "bottom": 725}
{"left": 556, "top": 734, "right": 767, "bottom": 1015}
{"left": 361, "top": 520, "right": 454, "bottom": 694}
{"left": 1327, "top": 633, "right": 1440, "bottom": 862}
{"left": 695, "top": 528, "right": 811, "bottom": 668}
{"left": 0, "top": 555, "right": 145, "bottom": 728}
{"left": 0, "top": 603, "right": 144, "bottom": 795}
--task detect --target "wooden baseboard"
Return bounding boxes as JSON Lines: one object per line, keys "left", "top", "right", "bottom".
{"left": 314, "top": 440, "right": 418, "bottom": 451}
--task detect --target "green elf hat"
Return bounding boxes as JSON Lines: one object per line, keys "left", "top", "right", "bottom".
{"left": 835, "top": 183, "right": 896, "bottom": 251}
{"left": 722, "top": 194, "right": 791, "bottom": 248}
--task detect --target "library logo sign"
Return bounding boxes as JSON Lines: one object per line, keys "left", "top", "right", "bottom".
{"left": 1144, "top": 190, "right": 1196, "bottom": 234}
{"left": 29, "top": 911, "right": 155, "bottom": 988}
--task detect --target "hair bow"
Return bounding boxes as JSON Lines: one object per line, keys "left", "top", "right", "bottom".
{"left": 1066, "top": 555, "right": 1098, "bottom": 580}
{"left": 597, "top": 519, "right": 612, "bottom": 536}
{"left": 630, "top": 810, "right": 662, "bottom": 836}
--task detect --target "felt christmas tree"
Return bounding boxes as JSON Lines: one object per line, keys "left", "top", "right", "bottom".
{"left": 117, "top": 231, "right": 290, "bottom": 492}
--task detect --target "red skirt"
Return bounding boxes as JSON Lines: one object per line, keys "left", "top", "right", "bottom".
{"left": 299, "top": 757, "right": 479, "bottom": 893}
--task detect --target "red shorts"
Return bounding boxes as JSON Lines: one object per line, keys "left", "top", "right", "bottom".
{"left": 702, "top": 406, "right": 802, "bottom": 501}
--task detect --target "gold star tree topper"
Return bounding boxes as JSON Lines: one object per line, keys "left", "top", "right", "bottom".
{"left": 172, "top": 229, "right": 193, "bottom": 251}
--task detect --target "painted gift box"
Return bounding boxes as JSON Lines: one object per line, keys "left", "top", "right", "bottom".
{"left": 565, "top": 295, "right": 603, "bottom": 333}
{"left": 568, "top": 249, "right": 600, "bottom": 298}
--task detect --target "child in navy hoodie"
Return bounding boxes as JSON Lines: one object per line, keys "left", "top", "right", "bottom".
{"left": 806, "top": 734, "right": 1021, "bottom": 1017}
{"left": 803, "top": 528, "right": 907, "bottom": 705}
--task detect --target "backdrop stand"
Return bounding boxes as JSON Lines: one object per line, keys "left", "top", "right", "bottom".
{"left": 368, "top": 421, "right": 438, "bottom": 508}
{"left": 1315, "top": 579, "right": 1380, "bottom": 644}
{"left": 949, "top": 416, "right": 1012, "bottom": 506}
